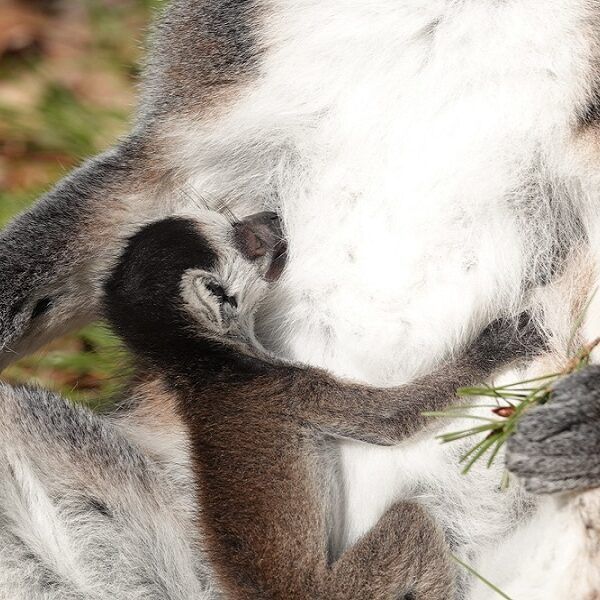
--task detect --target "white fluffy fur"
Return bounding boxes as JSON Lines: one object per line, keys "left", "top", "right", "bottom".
{"left": 157, "top": 1, "right": 600, "bottom": 597}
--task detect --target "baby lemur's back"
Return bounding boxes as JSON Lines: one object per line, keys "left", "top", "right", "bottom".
{"left": 103, "top": 212, "right": 540, "bottom": 599}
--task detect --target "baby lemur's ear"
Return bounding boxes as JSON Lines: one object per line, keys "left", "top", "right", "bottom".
{"left": 180, "top": 269, "right": 239, "bottom": 335}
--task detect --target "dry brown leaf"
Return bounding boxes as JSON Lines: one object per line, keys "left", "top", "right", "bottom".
{"left": 0, "top": 1, "right": 48, "bottom": 58}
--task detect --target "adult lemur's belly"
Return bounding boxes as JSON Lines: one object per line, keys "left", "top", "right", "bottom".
{"left": 254, "top": 0, "right": 593, "bottom": 560}
{"left": 266, "top": 145, "right": 530, "bottom": 555}
{"left": 174, "top": 0, "right": 597, "bottom": 596}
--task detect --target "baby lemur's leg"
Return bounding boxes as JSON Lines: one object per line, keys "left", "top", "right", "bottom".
{"left": 292, "top": 315, "right": 543, "bottom": 445}
{"left": 330, "top": 501, "right": 454, "bottom": 599}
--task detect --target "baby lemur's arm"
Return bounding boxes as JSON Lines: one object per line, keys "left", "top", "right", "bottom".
{"left": 281, "top": 316, "right": 541, "bottom": 446}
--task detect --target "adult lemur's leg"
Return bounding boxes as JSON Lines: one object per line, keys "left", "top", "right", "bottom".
{"left": 0, "top": 381, "right": 214, "bottom": 600}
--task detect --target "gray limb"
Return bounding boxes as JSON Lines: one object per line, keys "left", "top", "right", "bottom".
{"left": 506, "top": 365, "right": 600, "bottom": 494}
{"left": 0, "top": 382, "right": 215, "bottom": 600}
{"left": 0, "top": 135, "right": 157, "bottom": 369}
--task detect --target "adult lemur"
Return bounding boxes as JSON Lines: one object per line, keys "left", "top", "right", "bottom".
{"left": 2, "top": 0, "right": 600, "bottom": 597}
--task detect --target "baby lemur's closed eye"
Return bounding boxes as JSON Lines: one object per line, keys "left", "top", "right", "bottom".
{"left": 103, "top": 212, "right": 542, "bottom": 600}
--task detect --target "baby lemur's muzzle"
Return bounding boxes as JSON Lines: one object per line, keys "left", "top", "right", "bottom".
{"left": 233, "top": 212, "right": 287, "bottom": 281}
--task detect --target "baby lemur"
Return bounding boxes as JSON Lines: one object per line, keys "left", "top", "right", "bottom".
{"left": 104, "top": 210, "right": 539, "bottom": 600}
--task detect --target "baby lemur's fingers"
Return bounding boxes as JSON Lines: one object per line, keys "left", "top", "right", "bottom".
{"left": 471, "top": 311, "right": 546, "bottom": 367}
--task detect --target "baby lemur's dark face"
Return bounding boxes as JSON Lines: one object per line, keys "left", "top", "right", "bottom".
{"left": 104, "top": 211, "right": 286, "bottom": 346}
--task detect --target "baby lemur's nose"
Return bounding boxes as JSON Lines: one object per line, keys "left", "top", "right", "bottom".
{"left": 233, "top": 211, "right": 282, "bottom": 260}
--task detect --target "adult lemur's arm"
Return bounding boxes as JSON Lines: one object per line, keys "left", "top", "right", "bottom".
{"left": 0, "top": 137, "right": 159, "bottom": 368}
{"left": 507, "top": 365, "right": 600, "bottom": 494}
{"left": 0, "top": 0, "right": 258, "bottom": 370}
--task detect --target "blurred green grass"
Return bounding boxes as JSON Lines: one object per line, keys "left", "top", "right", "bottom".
{"left": 0, "top": 0, "right": 162, "bottom": 404}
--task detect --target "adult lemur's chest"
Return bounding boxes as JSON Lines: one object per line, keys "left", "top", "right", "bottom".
{"left": 180, "top": 0, "right": 590, "bottom": 384}
{"left": 167, "top": 0, "right": 596, "bottom": 385}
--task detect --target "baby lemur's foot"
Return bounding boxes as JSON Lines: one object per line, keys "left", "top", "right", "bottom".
{"left": 331, "top": 500, "right": 455, "bottom": 599}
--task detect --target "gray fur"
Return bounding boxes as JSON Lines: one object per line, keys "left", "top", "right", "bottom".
{"left": 0, "top": 382, "right": 218, "bottom": 600}
{"left": 0, "top": 140, "right": 149, "bottom": 366}
{"left": 506, "top": 366, "right": 600, "bottom": 494}
{"left": 141, "top": 0, "right": 261, "bottom": 119}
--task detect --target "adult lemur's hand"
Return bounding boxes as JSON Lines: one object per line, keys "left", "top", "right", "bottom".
{"left": 506, "top": 365, "right": 600, "bottom": 494}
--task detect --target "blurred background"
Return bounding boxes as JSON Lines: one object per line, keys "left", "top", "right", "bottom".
{"left": 0, "top": 0, "right": 162, "bottom": 405}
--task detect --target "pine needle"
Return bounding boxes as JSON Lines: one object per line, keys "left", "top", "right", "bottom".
{"left": 432, "top": 332, "right": 600, "bottom": 599}
{"left": 451, "top": 555, "right": 515, "bottom": 600}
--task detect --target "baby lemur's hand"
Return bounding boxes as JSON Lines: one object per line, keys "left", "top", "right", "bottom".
{"left": 470, "top": 312, "right": 545, "bottom": 369}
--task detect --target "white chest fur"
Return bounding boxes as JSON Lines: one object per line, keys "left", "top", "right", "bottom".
{"left": 167, "top": 1, "right": 598, "bottom": 597}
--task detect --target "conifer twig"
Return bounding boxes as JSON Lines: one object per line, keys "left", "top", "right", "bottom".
{"left": 423, "top": 338, "right": 600, "bottom": 476}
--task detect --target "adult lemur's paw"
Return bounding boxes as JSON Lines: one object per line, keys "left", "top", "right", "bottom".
{"left": 506, "top": 365, "right": 600, "bottom": 494}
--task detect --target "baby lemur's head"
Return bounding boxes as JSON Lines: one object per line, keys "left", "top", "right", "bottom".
{"left": 104, "top": 210, "right": 286, "bottom": 362}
